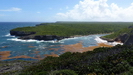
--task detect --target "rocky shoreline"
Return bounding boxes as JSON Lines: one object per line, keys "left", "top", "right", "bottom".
{"left": 100, "top": 33, "right": 133, "bottom": 45}
{"left": 0, "top": 60, "right": 38, "bottom": 74}
{"left": 10, "top": 30, "right": 133, "bottom": 46}
{"left": 10, "top": 30, "right": 69, "bottom": 41}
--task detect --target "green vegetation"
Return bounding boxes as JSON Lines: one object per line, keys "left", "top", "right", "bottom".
{"left": 5, "top": 22, "right": 133, "bottom": 75}
{"left": 11, "top": 22, "right": 133, "bottom": 37}
{"left": 3, "top": 44, "right": 133, "bottom": 75}
{"left": 104, "top": 26, "right": 133, "bottom": 39}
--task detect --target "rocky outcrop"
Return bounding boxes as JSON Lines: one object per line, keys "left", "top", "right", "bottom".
{"left": 19, "top": 35, "right": 68, "bottom": 41}
{"left": 114, "top": 33, "right": 129, "bottom": 43}
{"left": 10, "top": 31, "right": 36, "bottom": 36}
{"left": 114, "top": 31, "right": 133, "bottom": 45}
{"left": 10, "top": 30, "right": 68, "bottom": 41}
{"left": 100, "top": 34, "right": 129, "bottom": 43}
{"left": 101, "top": 29, "right": 133, "bottom": 45}
{"left": 128, "top": 26, "right": 133, "bottom": 29}
{"left": 124, "top": 34, "right": 133, "bottom": 45}
{"left": 100, "top": 37, "right": 114, "bottom": 42}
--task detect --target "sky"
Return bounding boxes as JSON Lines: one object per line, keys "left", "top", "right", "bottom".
{"left": 0, "top": 0, "right": 133, "bottom": 22}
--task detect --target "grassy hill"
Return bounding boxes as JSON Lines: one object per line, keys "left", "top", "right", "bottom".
{"left": 102, "top": 26, "right": 133, "bottom": 45}
{"left": 103, "top": 27, "right": 133, "bottom": 39}
{"left": 11, "top": 22, "right": 133, "bottom": 37}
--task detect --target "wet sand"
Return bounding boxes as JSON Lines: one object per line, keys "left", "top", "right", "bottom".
{"left": 63, "top": 42, "right": 113, "bottom": 53}
{"left": 0, "top": 51, "right": 43, "bottom": 60}
{"left": 0, "top": 51, "right": 11, "bottom": 60}
{"left": 44, "top": 54, "right": 59, "bottom": 57}
{"left": 44, "top": 52, "right": 59, "bottom": 57}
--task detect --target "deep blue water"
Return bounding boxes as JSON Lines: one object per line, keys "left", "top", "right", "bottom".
{"left": 0, "top": 22, "right": 107, "bottom": 61}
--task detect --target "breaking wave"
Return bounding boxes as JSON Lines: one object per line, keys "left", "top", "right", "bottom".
{"left": 7, "top": 38, "right": 63, "bottom": 43}
{"left": 4, "top": 33, "right": 15, "bottom": 37}
{"left": 95, "top": 36, "right": 123, "bottom": 46}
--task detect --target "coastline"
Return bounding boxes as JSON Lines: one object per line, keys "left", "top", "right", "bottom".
{"left": 63, "top": 42, "right": 113, "bottom": 53}
{"left": 0, "top": 43, "right": 113, "bottom": 61}
{"left": 0, "top": 35, "right": 122, "bottom": 61}
{"left": 70, "top": 33, "right": 112, "bottom": 38}
{"left": 0, "top": 35, "right": 123, "bottom": 73}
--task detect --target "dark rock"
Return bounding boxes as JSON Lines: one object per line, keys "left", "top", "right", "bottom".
{"left": 109, "top": 33, "right": 133, "bottom": 45}
{"left": 128, "top": 26, "right": 133, "bottom": 29}
{"left": 99, "top": 26, "right": 133, "bottom": 45}
{"left": 114, "top": 33, "right": 129, "bottom": 43}
{"left": 34, "top": 35, "right": 56, "bottom": 40}
{"left": 0, "top": 60, "right": 38, "bottom": 74}
{"left": 34, "top": 35, "right": 67, "bottom": 41}
{"left": 124, "top": 34, "right": 133, "bottom": 45}
{"left": 10, "top": 31, "right": 36, "bottom": 36}
{"left": 18, "top": 35, "right": 35, "bottom": 40}
{"left": 100, "top": 37, "right": 114, "bottom": 42}
{"left": 10, "top": 30, "right": 68, "bottom": 41}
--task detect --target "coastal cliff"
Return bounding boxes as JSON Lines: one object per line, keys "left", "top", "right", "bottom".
{"left": 101, "top": 26, "right": 133, "bottom": 45}
{"left": 9, "top": 22, "right": 132, "bottom": 41}
{"left": 10, "top": 30, "right": 68, "bottom": 41}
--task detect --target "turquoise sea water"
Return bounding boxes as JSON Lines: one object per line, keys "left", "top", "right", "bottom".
{"left": 0, "top": 22, "right": 107, "bottom": 61}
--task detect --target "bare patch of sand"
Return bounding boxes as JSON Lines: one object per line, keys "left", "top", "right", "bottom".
{"left": 44, "top": 54, "right": 59, "bottom": 57}
{"left": 0, "top": 51, "right": 11, "bottom": 60}
{"left": 0, "top": 51, "right": 43, "bottom": 60}
{"left": 48, "top": 48, "right": 60, "bottom": 51}
{"left": 44, "top": 52, "right": 59, "bottom": 57}
{"left": 63, "top": 43, "right": 113, "bottom": 53}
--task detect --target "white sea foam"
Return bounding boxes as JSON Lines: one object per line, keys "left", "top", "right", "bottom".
{"left": 5, "top": 33, "right": 10, "bottom": 37}
{"left": 7, "top": 38, "right": 62, "bottom": 43}
{"left": 95, "top": 36, "right": 107, "bottom": 43}
{"left": 95, "top": 36, "right": 123, "bottom": 46}
{"left": 62, "top": 37, "right": 79, "bottom": 41}
{"left": 5, "top": 33, "right": 15, "bottom": 37}
{"left": 7, "top": 38, "right": 39, "bottom": 42}
{"left": 108, "top": 42, "right": 123, "bottom": 46}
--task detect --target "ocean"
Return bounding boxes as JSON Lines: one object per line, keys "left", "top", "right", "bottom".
{"left": 0, "top": 22, "right": 110, "bottom": 61}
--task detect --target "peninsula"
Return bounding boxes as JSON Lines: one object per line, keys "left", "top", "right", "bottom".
{"left": 102, "top": 26, "right": 133, "bottom": 45}
{"left": 10, "top": 22, "right": 133, "bottom": 41}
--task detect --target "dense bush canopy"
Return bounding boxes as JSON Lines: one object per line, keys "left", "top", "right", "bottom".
{"left": 104, "top": 27, "right": 133, "bottom": 39}
{"left": 11, "top": 22, "right": 133, "bottom": 37}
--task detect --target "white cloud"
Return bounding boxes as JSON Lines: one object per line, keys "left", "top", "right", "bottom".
{"left": 56, "top": 0, "right": 133, "bottom": 21}
{"left": 0, "top": 7, "right": 22, "bottom": 12}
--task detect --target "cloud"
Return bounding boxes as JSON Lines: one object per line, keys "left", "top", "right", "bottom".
{"left": 56, "top": 0, "right": 133, "bottom": 21}
{"left": 0, "top": 7, "right": 22, "bottom": 12}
